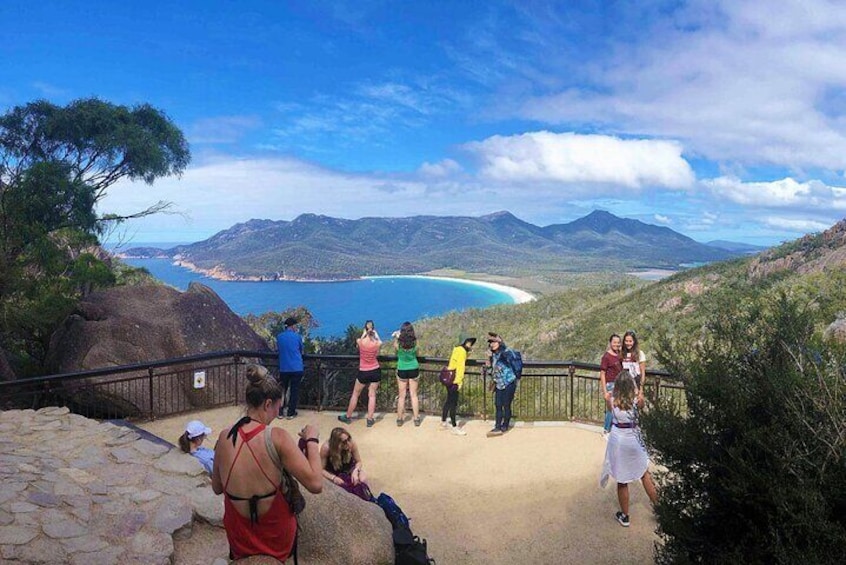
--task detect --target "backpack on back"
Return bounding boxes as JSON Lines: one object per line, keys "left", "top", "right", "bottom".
{"left": 509, "top": 349, "right": 523, "bottom": 379}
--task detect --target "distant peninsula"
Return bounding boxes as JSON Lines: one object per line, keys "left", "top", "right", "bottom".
{"left": 121, "top": 210, "right": 743, "bottom": 281}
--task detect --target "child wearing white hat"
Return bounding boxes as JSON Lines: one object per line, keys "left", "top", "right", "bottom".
{"left": 178, "top": 420, "right": 215, "bottom": 474}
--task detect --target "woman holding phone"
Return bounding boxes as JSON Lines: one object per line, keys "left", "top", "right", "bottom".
{"left": 393, "top": 321, "right": 421, "bottom": 427}
{"left": 339, "top": 320, "right": 382, "bottom": 427}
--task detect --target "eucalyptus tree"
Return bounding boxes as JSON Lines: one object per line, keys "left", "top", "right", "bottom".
{"left": 0, "top": 97, "right": 190, "bottom": 375}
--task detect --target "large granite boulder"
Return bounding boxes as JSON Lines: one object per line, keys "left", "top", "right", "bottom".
{"left": 824, "top": 315, "right": 846, "bottom": 344}
{"left": 44, "top": 283, "right": 270, "bottom": 417}
{"left": 299, "top": 481, "right": 394, "bottom": 565}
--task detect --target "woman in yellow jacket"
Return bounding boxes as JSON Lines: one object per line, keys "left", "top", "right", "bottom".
{"left": 441, "top": 334, "right": 477, "bottom": 436}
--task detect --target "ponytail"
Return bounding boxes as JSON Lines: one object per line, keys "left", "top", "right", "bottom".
{"left": 178, "top": 432, "right": 191, "bottom": 453}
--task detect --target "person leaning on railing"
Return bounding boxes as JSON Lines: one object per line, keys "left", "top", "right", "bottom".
{"left": 211, "top": 364, "right": 323, "bottom": 562}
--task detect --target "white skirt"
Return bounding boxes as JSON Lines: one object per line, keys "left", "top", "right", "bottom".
{"left": 599, "top": 427, "right": 649, "bottom": 486}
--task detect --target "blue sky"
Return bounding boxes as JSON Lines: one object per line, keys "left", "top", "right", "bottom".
{"left": 3, "top": 0, "right": 846, "bottom": 245}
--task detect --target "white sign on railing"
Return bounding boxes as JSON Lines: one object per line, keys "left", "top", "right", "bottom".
{"left": 193, "top": 371, "right": 206, "bottom": 389}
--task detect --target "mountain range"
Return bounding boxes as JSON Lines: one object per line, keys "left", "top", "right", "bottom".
{"left": 411, "top": 217, "right": 846, "bottom": 363}
{"left": 125, "top": 210, "right": 743, "bottom": 280}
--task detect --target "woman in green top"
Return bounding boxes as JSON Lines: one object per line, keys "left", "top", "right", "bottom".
{"left": 393, "top": 321, "right": 421, "bottom": 427}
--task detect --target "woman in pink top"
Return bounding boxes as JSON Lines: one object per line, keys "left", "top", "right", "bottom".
{"left": 339, "top": 320, "right": 382, "bottom": 427}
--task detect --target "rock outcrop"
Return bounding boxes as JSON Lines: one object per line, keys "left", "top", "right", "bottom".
{"left": 0, "top": 407, "right": 217, "bottom": 564}
{"left": 299, "top": 482, "right": 394, "bottom": 565}
{"left": 748, "top": 218, "right": 846, "bottom": 280}
{"left": 44, "top": 283, "right": 269, "bottom": 417}
{"left": 0, "top": 407, "right": 394, "bottom": 565}
{"left": 824, "top": 315, "right": 846, "bottom": 344}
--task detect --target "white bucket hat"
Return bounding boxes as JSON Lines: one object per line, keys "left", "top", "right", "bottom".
{"left": 185, "top": 420, "right": 212, "bottom": 439}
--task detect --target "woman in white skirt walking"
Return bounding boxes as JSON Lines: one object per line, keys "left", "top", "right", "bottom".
{"left": 599, "top": 372, "right": 658, "bottom": 526}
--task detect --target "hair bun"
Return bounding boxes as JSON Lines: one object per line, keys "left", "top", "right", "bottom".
{"left": 245, "top": 363, "right": 269, "bottom": 384}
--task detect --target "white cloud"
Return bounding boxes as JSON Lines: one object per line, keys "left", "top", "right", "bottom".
{"left": 418, "top": 159, "right": 462, "bottom": 177}
{"left": 100, "top": 156, "right": 495, "bottom": 240}
{"left": 514, "top": 0, "right": 846, "bottom": 170}
{"left": 188, "top": 115, "right": 261, "bottom": 144}
{"left": 763, "top": 217, "right": 832, "bottom": 233}
{"left": 654, "top": 214, "right": 671, "bottom": 224}
{"left": 32, "top": 81, "right": 69, "bottom": 99}
{"left": 464, "top": 131, "right": 695, "bottom": 190}
{"left": 702, "top": 176, "right": 846, "bottom": 209}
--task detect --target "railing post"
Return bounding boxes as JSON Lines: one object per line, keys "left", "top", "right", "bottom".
{"left": 317, "top": 360, "right": 323, "bottom": 412}
{"left": 568, "top": 364, "right": 575, "bottom": 421}
{"left": 234, "top": 355, "right": 241, "bottom": 406}
{"left": 482, "top": 365, "right": 488, "bottom": 421}
{"left": 653, "top": 375, "right": 661, "bottom": 405}
{"left": 148, "top": 367, "right": 155, "bottom": 420}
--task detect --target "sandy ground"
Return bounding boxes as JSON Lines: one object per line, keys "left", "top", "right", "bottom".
{"left": 140, "top": 408, "right": 658, "bottom": 565}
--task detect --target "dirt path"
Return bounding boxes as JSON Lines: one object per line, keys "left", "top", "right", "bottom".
{"left": 140, "top": 408, "right": 658, "bottom": 564}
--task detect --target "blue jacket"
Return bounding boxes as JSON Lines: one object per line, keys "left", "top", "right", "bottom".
{"left": 277, "top": 329, "right": 304, "bottom": 372}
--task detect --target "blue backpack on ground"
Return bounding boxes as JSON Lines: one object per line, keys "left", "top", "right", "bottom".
{"left": 509, "top": 349, "right": 523, "bottom": 379}
{"left": 375, "top": 492, "right": 410, "bottom": 530}
{"left": 375, "top": 492, "right": 435, "bottom": 564}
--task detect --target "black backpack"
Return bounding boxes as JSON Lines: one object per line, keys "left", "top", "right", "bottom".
{"left": 393, "top": 525, "right": 435, "bottom": 565}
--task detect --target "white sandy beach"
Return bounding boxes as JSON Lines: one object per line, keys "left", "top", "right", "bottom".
{"left": 366, "top": 275, "right": 536, "bottom": 304}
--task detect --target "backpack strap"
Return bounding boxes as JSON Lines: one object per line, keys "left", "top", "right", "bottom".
{"left": 263, "top": 427, "right": 285, "bottom": 476}
{"left": 263, "top": 427, "right": 300, "bottom": 565}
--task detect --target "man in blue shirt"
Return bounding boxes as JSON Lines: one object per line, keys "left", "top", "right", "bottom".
{"left": 276, "top": 317, "right": 305, "bottom": 419}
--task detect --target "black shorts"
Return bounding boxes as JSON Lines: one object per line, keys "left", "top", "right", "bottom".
{"left": 397, "top": 369, "right": 419, "bottom": 380}
{"left": 357, "top": 368, "right": 382, "bottom": 384}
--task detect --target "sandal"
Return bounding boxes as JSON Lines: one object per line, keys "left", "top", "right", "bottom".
{"left": 396, "top": 418, "right": 404, "bottom": 427}
{"left": 337, "top": 414, "right": 352, "bottom": 424}
{"left": 413, "top": 416, "right": 422, "bottom": 427}
{"left": 366, "top": 418, "right": 375, "bottom": 428}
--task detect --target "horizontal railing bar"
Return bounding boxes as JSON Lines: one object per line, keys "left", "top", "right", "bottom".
{"left": 1, "top": 350, "right": 674, "bottom": 391}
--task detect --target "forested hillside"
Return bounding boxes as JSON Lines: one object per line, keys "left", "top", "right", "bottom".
{"left": 125, "top": 210, "right": 737, "bottom": 279}
{"left": 411, "top": 220, "right": 846, "bottom": 366}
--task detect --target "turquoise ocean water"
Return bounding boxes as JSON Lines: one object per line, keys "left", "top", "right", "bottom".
{"left": 123, "top": 258, "right": 514, "bottom": 338}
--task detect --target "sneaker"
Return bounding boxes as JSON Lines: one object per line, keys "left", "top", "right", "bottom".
{"left": 413, "top": 416, "right": 422, "bottom": 427}
{"left": 396, "top": 418, "right": 404, "bottom": 427}
{"left": 451, "top": 426, "right": 467, "bottom": 436}
{"left": 276, "top": 413, "right": 285, "bottom": 420}
{"left": 615, "top": 511, "right": 630, "bottom": 527}
{"left": 366, "top": 418, "right": 375, "bottom": 428}
{"left": 440, "top": 421, "right": 450, "bottom": 430}
{"left": 285, "top": 414, "right": 296, "bottom": 420}
{"left": 486, "top": 428, "right": 504, "bottom": 438}
{"left": 338, "top": 415, "right": 352, "bottom": 424}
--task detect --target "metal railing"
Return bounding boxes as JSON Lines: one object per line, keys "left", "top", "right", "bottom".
{"left": 0, "top": 350, "right": 684, "bottom": 423}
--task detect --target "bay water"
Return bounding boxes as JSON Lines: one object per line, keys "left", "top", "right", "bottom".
{"left": 123, "top": 258, "right": 514, "bottom": 338}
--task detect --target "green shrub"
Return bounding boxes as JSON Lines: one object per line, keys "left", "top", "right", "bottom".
{"left": 643, "top": 292, "right": 846, "bottom": 564}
